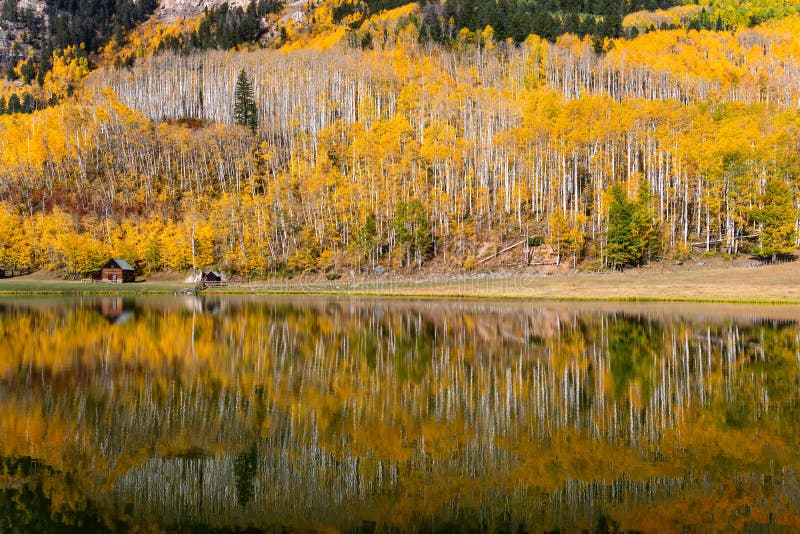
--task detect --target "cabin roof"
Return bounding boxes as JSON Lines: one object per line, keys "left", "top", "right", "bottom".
{"left": 104, "top": 258, "right": 135, "bottom": 271}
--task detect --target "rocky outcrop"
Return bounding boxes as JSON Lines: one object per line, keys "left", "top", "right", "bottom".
{"left": 157, "top": 0, "right": 253, "bottom": 21}
{"left": 16, "top": 0, "right": 46, "bottom": 15}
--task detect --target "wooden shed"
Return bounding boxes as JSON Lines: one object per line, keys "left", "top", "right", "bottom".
{"left": 200, "top": 270, "right": 226, "bottom": 287}
{"left": 203, "top": 271, "right": 223, "bottom": 283}
{"left": 94, "top": 258, "right": 135, "bottom": 283}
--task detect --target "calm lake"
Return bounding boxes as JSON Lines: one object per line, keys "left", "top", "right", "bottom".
{"left": 0, "top": 296, "right": 798, "bottom": 532}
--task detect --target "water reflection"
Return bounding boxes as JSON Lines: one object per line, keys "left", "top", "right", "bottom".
{"left": 0, "top": 297, "right": 798, "bottom": 531}
{"left": 97, "top": 297, "right": 136, "bottom": 325}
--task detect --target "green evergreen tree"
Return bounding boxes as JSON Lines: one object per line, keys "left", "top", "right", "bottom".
{"left": 606, "top": 183, "right": 636, "bottom": 269}
{"left": 607, "top": 181, "right": 659, "bottom": 269}
{"left": 564, "top": 13, "right": 581, "bottom": 35}
{"left": 7, "top": 94, "right": 20, "bottom": 114}
{"left": 393, "top": 199, "right": 431, "bottom": 268}
{"left": 21, "top": 93, "right": 35, "bottom": 113}
{"left": 508, "top": 10, "right": 533, "bottom": 42}
{"left": 233, "top": 445, "right": 258, "bottom": 506}
{"left": 233, "top": 69, "right": 258, "bottom": 133}
{"left": 754, "top": 179, "right": 797, "bottom": 262}
{"left": 356, "top": 211, "right": 378, "bottom": 269}
{"left": 579, "top": 16, "right": 596, "bottom": 37}
{"left": 632, "top": 179, "right": 660, "bottom": 264}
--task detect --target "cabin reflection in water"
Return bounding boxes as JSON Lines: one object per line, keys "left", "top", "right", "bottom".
{"left": 0, "top": 298, "right": 798, "bottom": 531}
{"left": 97, "top": 297, "right": 135, "bottom": 325}
{"left": 183, "top": 296, "right": 226, "bottom": 315}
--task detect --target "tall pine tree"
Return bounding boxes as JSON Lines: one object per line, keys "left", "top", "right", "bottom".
{"left": 606, "top": 182, "right": 658, "bottom": 269}
{"left": 606, "top": 183, "right": 636, "bottom": 269}
{"left": 233, "top": 69, "right": 258, "bottom": 133}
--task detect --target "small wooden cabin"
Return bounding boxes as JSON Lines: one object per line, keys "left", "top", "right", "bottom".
{"left": 203, "top": 271, "right": 223, "bottom": 283}
{"left": 94, "top": 258, "right": 135, "bottom": 283}
{"left": 200, "top": 270, "right": 226, "bottom": 287}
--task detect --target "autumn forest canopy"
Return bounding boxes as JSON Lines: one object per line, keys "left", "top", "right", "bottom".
{"left": 1, "top": 0, "right": 800, "bottom": 276}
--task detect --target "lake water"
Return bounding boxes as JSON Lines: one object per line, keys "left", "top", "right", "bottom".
{"left": 0, "top": 296, "right": 798, "bottom": 532}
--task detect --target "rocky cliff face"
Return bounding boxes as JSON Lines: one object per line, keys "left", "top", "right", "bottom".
{"left": 15, "top": 0, "right": 46, "bottom": 15}
{"left": 1, "top": 1, "right": 45, "bottom": 73}
{"left": 4, "top": 0, "right": 258, "bottom": 28}
{"left": 157, "top": 0, "right": 253, "bottom": 21}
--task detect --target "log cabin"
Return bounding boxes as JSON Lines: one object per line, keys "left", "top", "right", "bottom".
{"left": 94, "top": 259, "right": 136, "bottom": 283}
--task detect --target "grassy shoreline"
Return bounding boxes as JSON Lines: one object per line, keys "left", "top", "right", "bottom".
{"left": 0, "top": 261, "right": 798, "bottom": 303}
{"left": 0, "top": 280, "right": 190, "bottom": 295}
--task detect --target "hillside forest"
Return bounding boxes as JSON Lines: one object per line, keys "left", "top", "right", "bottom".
{"left": 1, "top": 0, "right": 800, "bottom": 277}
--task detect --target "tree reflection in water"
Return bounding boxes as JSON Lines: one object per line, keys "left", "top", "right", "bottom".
{"left": 0, "top": 297, "right": 798, "bottom": 531}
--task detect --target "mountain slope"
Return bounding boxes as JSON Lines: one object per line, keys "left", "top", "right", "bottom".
{"left": 0, "top": 15, "right": 799, "bottom": 275}
{"left": 1, "top": 2, "right": 800, "bottom": 275}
